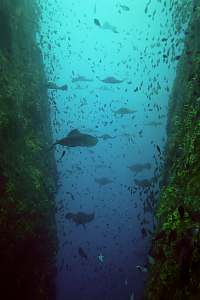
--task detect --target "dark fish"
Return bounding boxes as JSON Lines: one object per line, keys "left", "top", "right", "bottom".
{"left": 154, "top": 230, "right": 166, "bottom": 241}
{"left": 178, "top": 206, "right": 185, "bottom": 219}
{"left": 156, "top": 145, "right": 161, "bottom": 154}
{"left": 52, "top": 129, "right": 98, "bottom": 148}
{"left": 46, "top": 82, "right": 68, "bottom": 91}
{"left": 99, "top": 76, "right": 124, "bottom": 84}
{"left": 119, "top": 5, "right": 130, "bottom": 11}
{"left": 94, "top": 18, "right": 101, "bottom": 27}
{"left": 78, "top": 247, "right": 88, "bottom": 260}
{"left": 0, "top": 174, "right": 6, "bottom": 196}
{"left": 60, "top": 150, "right": 66, "bottom": 160}
{"left": 65, "top": 211, "right": 95, "bottom": 227}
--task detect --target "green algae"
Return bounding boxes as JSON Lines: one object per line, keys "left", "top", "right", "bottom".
{"left": 145, "top": 1, "right": 200, "bottom": 299}
{"left": 0, "top": 1, "right": 57, "bottom": 299}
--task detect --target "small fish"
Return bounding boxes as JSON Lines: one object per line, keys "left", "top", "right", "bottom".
{"left": 156, "top": 145, "right": 161, "bottom": 154}
{"left": 178, "top": 206, "right": 185, "bottom": 219}
{"left": 94, "top": 18, "right": 101, "bottom": 27}
{"left": 129, "top": 292, "right": 135, "bottom": 300}
{"left": 78, "top": 247, "right": 88, "bottom": 260}
{"left": 136, "top": 265, "right": 148, "bottom": 273}
{"left": 59, "top": 150, "right": 66, "bottom": 160}
{"left": 98, "top": 253, "right": 104, "bottom": 263}
{"left": 119, "top": 5, "right": 130, "bottom": 11}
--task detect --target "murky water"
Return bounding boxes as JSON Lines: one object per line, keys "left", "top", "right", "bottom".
{"left": 38, "top": 0, "right": 192, "bottom": 299}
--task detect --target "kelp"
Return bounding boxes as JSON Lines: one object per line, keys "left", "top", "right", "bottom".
{"left": 145, "top": 0, "right": 200, "bottom": 299}
{"left": 0, "top": 1, "right": 57, "bottom": 299}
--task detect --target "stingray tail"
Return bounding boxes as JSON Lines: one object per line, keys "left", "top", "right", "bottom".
{"left": 48, "top": 142, "right": 57, "bottom": 151}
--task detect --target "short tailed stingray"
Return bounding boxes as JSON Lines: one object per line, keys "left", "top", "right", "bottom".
{"left": 112, "top": 107, "right": 137, "bottom": 116}
{"left": 65, "top": 211, "right": 95, "bottom": 227}
{"left": 99, "top": 76, "right": 125, "bottom": 84}
{"left": 51, "top": 129, "right": 98, "bottom": 148}
{"left": 95, "top": 177, "right": 113, "bottom": 186}
{"left": 72, "top": 75, "right": 93, "bottom": 83}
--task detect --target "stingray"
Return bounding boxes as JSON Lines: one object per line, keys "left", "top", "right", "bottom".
{"left": 72, "top": 75, "right": 93, "bottom": 83}
{"left": 95, "top": 177, "right": 113, "bottom": 186}
{"left": 51, "top": 129, "right": 98, "bottom": 148}
{"left": 65, "top": 211, "right": 95, "bottom": 227}
{"left": 128, "top": 163, "right": 151, "bottom": 174}
{"left": 112, "top": 107, "right": 137, "bottom": 116}
{"left": 99, "top": 76, "right": 125, "bottom": 84}
{"left": 145, "top": 121, "right": 162, "bottom": 127}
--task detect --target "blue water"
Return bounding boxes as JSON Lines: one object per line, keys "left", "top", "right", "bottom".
{"left": 37, "top": 0, "right": 191, "bottom": 299}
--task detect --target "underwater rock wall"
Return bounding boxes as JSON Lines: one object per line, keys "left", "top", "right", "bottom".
{"left": 146, "top": 0, "right": 200, "bottom": 299}
{"left": 0, "top": 1, "right": 57, "bottom": 299}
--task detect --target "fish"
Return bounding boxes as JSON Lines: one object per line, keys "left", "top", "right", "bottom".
{"left": 156, "top": 145, "right": 161, "bottom": 154}
{"left": 129, "top": 292, "right": 135, "bottom": 300}
{"left": 112, "top": 107, "right": 137, "bottom": 116}
{"left": 99, "top": 76, "right": 124, "bottom": 84}
{"left": 98, "top": 253, "right": 104, "bottom": 263}
{"left": 51, "top": 129, "right": 98, "bottom": 148}
{"left": 94, "top": 18, "right": 101, "bottom": 27}
{"left": 0, "top": 174, "right": 6, "bottom": 196}
{"left": 119, "top": 5, "right": 130, "bottom": 11}
{"left": 46, "top": 82, "right": 68, "bottom": 91}
{"left": 136, "top": 265, "right": 148, "bottom": 273}
{"left": 78, "top": 247, "right": 88, "bottom": 260}
{"left": 95, "top": 177, "right": 113, "bottom": 186}
{"left": 128, "top": 163, "right": 151, "bottom": 174}
{"left": 145, "top": 121, "right": 163, "bottom": 127}
{"left": 59, "top": 150, "right": 66, "bottom": 160}
{"left": 65, "top": 211, "right": 95, "bottom": 227}
{"left": 72, "top": 75, "right": 93, "bottom": 82}
{"left": 101, "top": 22, "right": 118, "bottom": 33}
{"left": 99, "top": 134, "right": 116, "bottom": 140}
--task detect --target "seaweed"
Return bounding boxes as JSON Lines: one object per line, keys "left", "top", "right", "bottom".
{"left": 0, "top": 1, "right": 57, "bottom": 299}
{"left": 145, "top": 0, "right": 200, "bottom": 299}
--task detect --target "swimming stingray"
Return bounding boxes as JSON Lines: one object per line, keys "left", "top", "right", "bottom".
{"left": 72, "top": 75, "right": 93, "bottom": 83}
{"left": 95, "top": 177, "right": 113, "bottom": 186}
{"left": 99, "top": 76, "right": 125, "bottom": 84}
{"left": 128, "top": 163, "right": 151, "bottom": 174}
{"left": 65, "top": 211, "right": 95, "bottom": 227}
{"left": 51, "top": 129, "right": 98, "bottom": 148}
{"left": 112, "top": 107, "right": 137, "bottom": 116}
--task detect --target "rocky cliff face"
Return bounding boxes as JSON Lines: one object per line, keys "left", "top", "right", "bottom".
{"left": 0, "top": 1, "right": 57, "bottom": 299}
{"left": 145, "top": 1, "right": 200, "bottom": 299}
